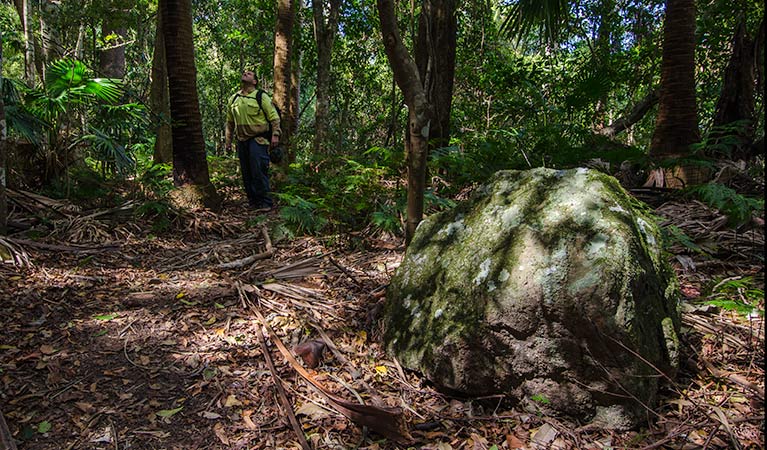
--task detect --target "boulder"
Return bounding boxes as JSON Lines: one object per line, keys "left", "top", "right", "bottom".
{"left": 384, "top": 168, "right": 680, "bottom": 429}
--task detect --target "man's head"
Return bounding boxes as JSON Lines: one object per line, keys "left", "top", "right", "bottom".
{"left": 240, "top": 70, "right": 258, "bottom": 87}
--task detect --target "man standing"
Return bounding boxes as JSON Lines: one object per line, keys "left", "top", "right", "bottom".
{"left": 225, "top": 70, "right": 281, "bottom": 211}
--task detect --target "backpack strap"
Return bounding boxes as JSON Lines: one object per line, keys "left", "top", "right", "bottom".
{"left": 254, "top": 90, "right": 273, "bottom": 139}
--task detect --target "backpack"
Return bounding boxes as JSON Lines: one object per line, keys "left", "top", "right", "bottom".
{"left": 254, "top": 89, "right": 282, "bottom": 140}
{"left": 255, "top": 90, "right": 285, "bottom": 164}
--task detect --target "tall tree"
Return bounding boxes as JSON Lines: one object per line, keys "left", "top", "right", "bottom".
{"left": 14, "top": 0, "right": 36, "bottom": 87}
{"left": 150, "top": 11, "right": 172, "bottom": 164}
{"left": 159, "top": 0, "right": 221, "bottom": 209}
{"left": 312, "top": 0, "right": 342, "bottom": 154}
{"left": 712, "top": 17, "right": 764, "bottom": 158}
{"left": 273, "top": 0, "right": 295, "bottom": 162}
{"left": 647, "top": 0, "right": 700, "bottom": 186}
{"left": 0, "top": 31, "right": 7, "bottom": 233}
{"left": 415, "top": 0, "right": 457, "bottom": 153}
{"left": 378, "top": 0, "right": 433, "bottom": 244}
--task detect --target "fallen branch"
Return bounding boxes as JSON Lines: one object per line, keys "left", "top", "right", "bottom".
{"left": 598, "top": 88, "right": 659, "bottom": 138}
{"left": 702, "top": 360, "right": 765, "bottom": 400}
{"left": 4, "top": 237, "right": 119, "bottom": 254}
{"left": 216, "top": 226, "right": 274, "bottom": 269}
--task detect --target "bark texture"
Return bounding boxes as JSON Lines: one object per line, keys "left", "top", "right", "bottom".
{"left": 377, "top": 0, "right": 432, "bottom": 244}
{"left": 649, "top": 0, "right": 699, "bottom": 157}
{"left": 150, "top": 12, "right": 173, "bottom": 164}
{"left": 159, "top": 0, "right": 219, "bottom": 209}
{"left": 312, "top": 0, "right": 342, "bottom": 154}
{"left": 274, "top": 0, "right": 295, "bottom": 163}
{"left": 99, "top": 22, "right": 127, "bottom": 79}
{"left": 415, "top": 0, "right": 456, "bottom": 152}
{"left": 712, "top": 17, "right": 764, "bottom": 158}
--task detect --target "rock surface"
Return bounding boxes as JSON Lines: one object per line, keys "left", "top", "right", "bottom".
{"left": 384, "top": 168, "right": 680, "bottom": 428}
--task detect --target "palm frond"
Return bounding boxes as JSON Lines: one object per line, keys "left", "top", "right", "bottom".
{"left": 79, "top": 126, "right": 136, "bottom": 173}
{"left": 45, "top": 58, "right": 123, "bottom": 103}
{"left": 500, "top": 0, "right": 570, "bottom": 45}
{"left": 3, "top": 104, "right": 47, "bottom": 144}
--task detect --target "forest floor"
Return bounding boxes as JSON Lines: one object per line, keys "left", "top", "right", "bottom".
{"left": 0, "top": 177, "right": 764, "bottom": 450}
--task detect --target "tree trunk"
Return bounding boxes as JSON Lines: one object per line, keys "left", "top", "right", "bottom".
{"left": 378, "top": 0, "right": 432, "bottom": 244}
{"left": 648, "top": 0, "right": 701, "bottom": 187}
{"left": 0, "top": 33, "right": 7, "bottom": 234}
{"left": 159, "top": 0, "right": 220, "bottom": 210}
{"left": 150, "top": 12, "right": 172, "bottom": 164}
{"left": 274, "top": 0, "right": 295, "bottom": 164}
{"left": 15, "top": 0, "right": 36, "bottom": 87}
{"left": 312, "top": 0, "right": 342, "bottom": 155}
{"left": 99, "top": 21, "right": 127, "bottom": 79}
{"left": 414, "top": 0, "right": 456, "bottom": 153}
{"left": 712, "top": 17, "right": 763, "bottom": 159}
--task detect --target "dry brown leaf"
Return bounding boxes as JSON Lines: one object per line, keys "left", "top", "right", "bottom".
{"left": 242, "top": 409, "right": 258, "bottom": 430}
{"left": 506, "top": 433, "right": 527, "bottom": 449}
{"left": 293, "top": 339, "right": 326, "bottom": 369}
{"left": 213, "top": 422, "right": 229, "bottom": 445}
{"left": 224, "top": 394, "right": 242, "bottom": 407}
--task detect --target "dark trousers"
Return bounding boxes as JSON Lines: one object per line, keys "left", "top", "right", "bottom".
{"left": 237, "top": 138, "right": 272, "bottom": 207}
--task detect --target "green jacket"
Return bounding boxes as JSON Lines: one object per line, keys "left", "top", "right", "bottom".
{"left": 226, "top": 89, "right": 281, "bottom": 145}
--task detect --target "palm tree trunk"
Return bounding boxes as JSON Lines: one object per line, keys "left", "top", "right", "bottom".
{"left": 150, "top": 12, "right": 172, "bottom": 164}
{"left": 648, "top": 0, "right": 701, "bottom": 187}
{"left": 159, "top": 0, "right": 220, "bottom": 209}
{"left": 650, "top": 0, "right": 699, "bottom": 157}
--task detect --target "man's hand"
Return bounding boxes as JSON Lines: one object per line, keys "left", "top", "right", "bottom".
{"left": 270, "top": 135, "right": 280, "bottom": 149}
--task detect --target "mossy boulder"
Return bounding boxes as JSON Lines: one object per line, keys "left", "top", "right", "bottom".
{"left": 384, "top": 168, "right": 680, "bottom": 429}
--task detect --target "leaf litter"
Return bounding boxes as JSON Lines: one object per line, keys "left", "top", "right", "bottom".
{"left": 0, "top": 189, "right": 763, "bottom": 449}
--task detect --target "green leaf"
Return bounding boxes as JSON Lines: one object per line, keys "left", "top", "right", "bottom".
{"left": 156, "top": 406, "right": 184, "bottom": 418}
{"left": 37, "top": 421, "right": 52, "bottom": 433}
{"left": 93, "top": 313, "right": 118, "bottom": 321}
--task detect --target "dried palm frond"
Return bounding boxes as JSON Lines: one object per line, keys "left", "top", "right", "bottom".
{"left": 0, "top": 237, "right": 33, "bottom": 267}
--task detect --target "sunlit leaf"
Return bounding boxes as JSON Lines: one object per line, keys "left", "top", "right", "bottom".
{"left": 94, "top": 313, "right": 118, "bottom": 321}
{"left": 156, "top": 406, "right": 184, "bottom": 418}
{"left": 37, "top": 421, "right": 52, "bottom": 433}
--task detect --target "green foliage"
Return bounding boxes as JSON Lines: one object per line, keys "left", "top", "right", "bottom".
{"left": 44, "top": 166, "right": 111, "bottom": 203}
{"left": 78, "top": 127, "right": 135, "bottom": 175}
{"left": 371, "top": 208, "right": 401, "bottom": 235}
{"left": 139, "top": 164, "right": 174, "bottom": 198}
{"left": 662, "top": 225, "right": 707, "bottom": 255}
{"left": 706, "top": 277, "right": 765, "bottom": 318}
{"left": 136, "top": 200, "right": 174, "bottom": 233}
{"left": 274, "top": 193, "right": 328, "bottom": 235}
{"left": 685, "top": 183, "right": 763, "bottom": 227}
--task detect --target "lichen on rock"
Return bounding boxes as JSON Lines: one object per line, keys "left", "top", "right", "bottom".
{"left": 384, "top": 167, "right": 680, "bottom": 429}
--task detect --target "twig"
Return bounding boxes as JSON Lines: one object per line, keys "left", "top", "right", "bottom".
{"left": 327, "top": 256, "right": 364, "bottom": 287}
{"left": 701, "top": 359, "right": 765, "bottom": 400}
{"left": 253, "top": 312, "right": 312, "bottom": 450}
